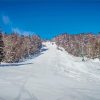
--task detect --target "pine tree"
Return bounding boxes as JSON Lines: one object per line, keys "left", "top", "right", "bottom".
{"left": 0, "top": 33, "right": 4, "bottom": 64}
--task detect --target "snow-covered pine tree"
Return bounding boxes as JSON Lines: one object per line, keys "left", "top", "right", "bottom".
{"left": 0, "top": 33, "right": 4, "bottom": 64}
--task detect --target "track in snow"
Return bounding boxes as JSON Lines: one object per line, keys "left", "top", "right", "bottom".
{"left": 0, "top": 42, "right": 100, "bottom": 100}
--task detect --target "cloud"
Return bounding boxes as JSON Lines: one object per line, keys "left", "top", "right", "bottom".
{"left": 2, "top": 15, "right": 11, "bottom": 25}
{"left": 1, "top": 15, "right": 35, "bottom": 36}
{"left": 12, "top": 28, "right": 35, "bottom": 36}
{"left": 12, "top": 28, "right": 21, "bottom": 33}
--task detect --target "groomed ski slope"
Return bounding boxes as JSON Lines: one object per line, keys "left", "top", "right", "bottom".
{"left": 0, "top": 42, "right": 100, "bottom": 100}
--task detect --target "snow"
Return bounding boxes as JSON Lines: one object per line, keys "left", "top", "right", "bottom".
{"left": 0, "top": 42, "right": 100, "bottom": 100}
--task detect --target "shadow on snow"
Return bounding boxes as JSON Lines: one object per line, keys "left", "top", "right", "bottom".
{"left": 0, "top": 63, "right": 33, "bottom": 67}
{"left": 0, "top": 45, "right": 48, "bottom": 67}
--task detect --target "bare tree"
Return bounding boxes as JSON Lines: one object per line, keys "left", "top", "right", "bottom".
{"left": 0, "top": 33, "right": 4, "bottom": 64}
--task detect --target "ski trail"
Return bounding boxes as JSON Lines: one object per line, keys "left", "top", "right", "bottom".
{"left": 0, "top": 42, "right": 100, "bottom": 100}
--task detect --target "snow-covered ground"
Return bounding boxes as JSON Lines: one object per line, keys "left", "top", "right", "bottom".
{"left": 0, "top": 42, "right": 100, "bottom": 100}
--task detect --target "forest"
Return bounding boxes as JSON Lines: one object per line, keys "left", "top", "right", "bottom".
{"left": 1, "top": 32, "right": 100, "bottom": 63}
{"left": 53, "top": 33, "right": 100, "bottom": 60}
{"left": 0, "top": 32, "right": 42, "bottom": 63}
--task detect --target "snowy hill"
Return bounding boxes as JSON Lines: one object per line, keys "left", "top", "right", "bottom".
{"left": 0, "top": 42, "right": 100, "bottom": 100}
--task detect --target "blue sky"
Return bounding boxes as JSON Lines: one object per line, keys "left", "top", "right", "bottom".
{"left": 0, "top": 0, "right": 100, "bottom": 39}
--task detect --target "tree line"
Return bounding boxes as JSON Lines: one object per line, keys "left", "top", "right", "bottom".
{"left": 1, "top": 32, "right": 100, "bottom": 63}
{"left": 53, "top": 33, "right": 100, "bottom": 61}
{"left": 0, "top": 32, "right": 42, "bottom": 63}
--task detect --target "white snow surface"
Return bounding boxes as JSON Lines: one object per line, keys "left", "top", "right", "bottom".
{"left": 0, "top": 42, "right": 100, "bottom": 100}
